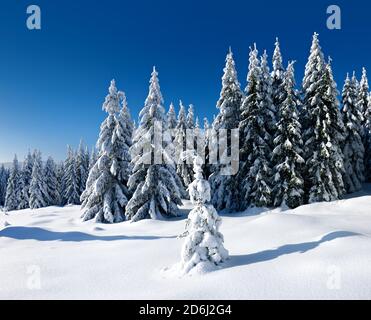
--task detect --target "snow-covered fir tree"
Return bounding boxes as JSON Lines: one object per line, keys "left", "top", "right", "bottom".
{"left": 125, "top": 67, "right": 184, "bottom": 222}
{"left": 237, "top": 45, "right": 273, "bottom": 210}
{"left": 0, "top": 165, "right": 9, "bottom": 207}
{"left": 76, "top": 140, "right": 90, "bottom": 196}
{"left": 44, "top": 157, "right": 60, "bottom": 206}
{"left": 210, "top": 48, "right": 242, "bottom": 212}
{"left": 195, "top": 116, "right": 200, "bottom": 129}
{"left": 260, "top": 50, "right": 276, "bottom": 141}
{"left": 194, "top": 117, "right": 204, "bottom": 154}
{"left": 29, "top": 150, "right": 49, "bottom": 209}
{"left": 17, "top": 170, "right": 28, "bottom": 210}
{"left": 180, "top": 156, "right": 228, "bottom": 274}
{"left": 271, "top": 38, "right": 285, "bottom": 135}
{"left": 357, "top": 68, "right": 369, "bottom": 135}
{"left": 185, "top": 104, "right": 197, "bottom": 183}
{"left": 186, "top": 104, "right": 195, "bottom": 130}
{"left": 341, "top": 73, "right": 365, "bottom": 193}
{"left": 203, "top": 117, "right": 212, "bottom": 179}
{"left": 63, "top": 146, "right": 80, "bottom": 205}
{"left": 364, "top": 93, "right": 371, "bottom": 181}
{"left": 4, "top": 155, "right": 22, "bottom": 211}
{"left": 114, "top": 92, "right": 134, "bottom": 185}
{"left": 175, "top": 100, "right": 194, "bottom": 187}
{"left": 272, "top": 61, "right": 305, "bottom": 208}
{"left": 167, "top": 102, "right": 177, "bottom": 130}
{"left": 56, "top": 162, "right": 65, "bottom": 205}
{"left": 19, "top": 151, "right": 34, "bottom": 209}
{"left": 302, "top": 33, "right": 346, "bottom": 202}
{"left": 81, "top": 80, "right": 133, "bottom": 223}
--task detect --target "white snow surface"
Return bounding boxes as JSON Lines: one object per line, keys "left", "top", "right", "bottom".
{"left": 1, "top": 187, "right": 371, "bottom": 299}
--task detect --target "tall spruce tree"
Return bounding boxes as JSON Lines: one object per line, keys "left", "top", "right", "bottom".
{"left": 126, "top": 67, "right": 183, "bottom": 222}
{"left": 271, "top": 38, "right": 285, "bottom": 134}
{"left": 238, "top": 45, "right": 273, "bottom": 209}
{"left": 17, "top": 170, "right": 28, "bottom": 210}
{"left": 167, "top": 102, "right": 177, "bottom": 130}
{"left": 302, "top": 33, "right": 346, "bottom": 202}
{"left": 29, "top": 150, "right": 49, "bottom": 209}
{"left": 114, "top": 92, "right": 134, "bottom": 188}
{"left": 272, "top": 61, "right": 305, "bottom": 208}
{"left": 341, "top": 73, "right": 365, "bottom": 193}
{"left": 44, "top": 157, "right": 60, "bottom": 206}
{"left": 56, "top": 162, "right": 65, "bottom": 205}
{"left": 358, "top": 68, "right": 369, "bottom": 133}
{"left": 20, "top": 151, "right": 34, "bottom": 208}
{"left": 210, "top": 48, "right": 242, "bottom": 212}
{"left": 186, "top": 104, "right": 195, "bottom": 130}
{"left": 0, "top": 165, "right": 9, "bottom": 207}
{"left": 63, "top": 146, "right": 80, "bottom": 205}
{"left": 81, "top": 81, "right": 133, "bottom": 223}
{"left": 364, "top": 93, "right": 371, "bottom": 181}
{"left": 76, "top": 140, "right": 89, "bottom": 196}
{"left": 4, "top": 155, "right": 22, "bottom": 211}
{"left": 175, "top": 100, "right": 194, "bottom": 187}
{"left": 203, "top": 117, "right": 212, "bottom": 179}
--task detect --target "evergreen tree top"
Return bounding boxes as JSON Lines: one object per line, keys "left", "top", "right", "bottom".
{"left": 303, "top": 33, "right": 325, "bottom": 91}
{"left": 78, "top": 139, "right": 85, "bottom": 153}
{"left": 11, "top": 155, "right": 19, "bottom": 170}
{"left": 138, "top": 67, "right": 166, "bottom": 125}
{"left": 322, "top": 60, "right": 340, "bottom": 106}
{"left": 103, "top": 79, "right": 122, "bottom": 115}
{"left": 272, "top": 37, "right": 284, "bottom": 77}
{"left": 245, "top": 44, "right": 260, "bottom": 92}
{"left": 341, "top": 71, "right": 359, "bottom": 111}
{"left": 45, "top": 156, "right": 56, "bottom": 167}
{"left": 359, "top": 67, "right": 369, "bottom": 92}
{"left": 216, "top": 47, "right": 242, "bottom": 111}
{"left": 145, "top": 66, "right": 164, "bottom": 106}
{"left": 167, "top": 102, "right": 177, "bottom": 129}
{"left": 168, "top": 102, "right": 176, "bottom": 116}
{"left": 260, "top": 50, "right": 270, "bottom": 77}
{"left": 186, "top": 104, "right": 195, "bottom": 129}
{"left": 343, "top": 73, "right": 351, "bottom": 89}
{"left": 203, "top": 117, "right": 210, "bottom": 129}
{"left": 177, "top": 100, "right": 187, "bottom": 126}
{"left": 195, "top": 116, "right": 200, "bottom": 129}
{"left": 351, "top": 71, "right": 358, "bottom": 86}
{"left": 220, "top": 47, "right": 240, "bottom": 89}
{"left": 248, "top": 44, "right": 259, "bottom": 76}
{"left": 284, "top": 61, "right": 296, "bottom": 89}
{"left": 119, "top": 91, "right": 133, "bottom": 122}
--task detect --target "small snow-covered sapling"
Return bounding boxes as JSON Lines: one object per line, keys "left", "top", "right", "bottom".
{"left": 180, "top": 156, "right": 229, "bottom": 274}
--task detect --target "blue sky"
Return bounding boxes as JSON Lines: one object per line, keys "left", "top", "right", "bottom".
{"left": 0, "top": 0, "right": 370, "bottom": 162}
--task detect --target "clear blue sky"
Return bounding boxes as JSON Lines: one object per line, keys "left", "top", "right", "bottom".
{"left": 0, "top": 0, "right": 370, "bottom": 162}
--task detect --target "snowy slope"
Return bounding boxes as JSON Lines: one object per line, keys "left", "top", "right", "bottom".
{"left": 1, "top": 187, "right": 371, "bottom": 299}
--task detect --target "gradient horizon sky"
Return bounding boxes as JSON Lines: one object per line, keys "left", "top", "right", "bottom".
{"left": 0, "top": 0, "right": 370, "bottom": 162}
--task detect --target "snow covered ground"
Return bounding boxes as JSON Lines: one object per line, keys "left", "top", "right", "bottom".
{"left": 1, "top": 186, "right": 371, "bottom": 300}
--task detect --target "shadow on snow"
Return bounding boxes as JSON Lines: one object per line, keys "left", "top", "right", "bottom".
{"left": 225, "top": 231, "right": 361, "bottom": 269}
{"left": 0, "top": 226, "right": 176, "bottom": 242}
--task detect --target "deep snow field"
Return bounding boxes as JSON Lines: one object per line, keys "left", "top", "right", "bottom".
{"left": 1, "top": 186, "right": 371, "bottom": 300}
